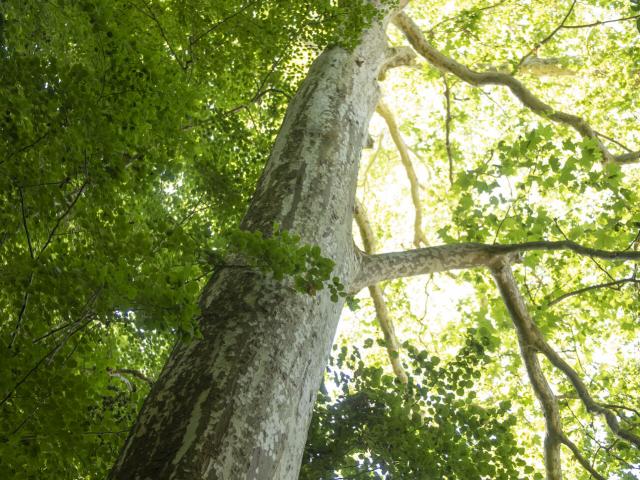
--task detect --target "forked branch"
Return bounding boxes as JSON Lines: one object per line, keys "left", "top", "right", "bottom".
{"left": 491, "top": 259, "right": 606, "bottom": 480}
{"left": 353, "top": 239, "right": 640, "bottom": 292}
{"left": 392, "top": 12, "right": 640, "bottom": 165}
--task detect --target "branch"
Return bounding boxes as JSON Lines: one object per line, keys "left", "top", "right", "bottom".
{"left": 491, "top": 260, "right": 564, "bottom": 479}
{"left": 491, "top": 260, "right": 606, "bottom": 480}
{"left": 133, "top": 1, "right": 187, "bottom": 70}
{"left": 108, "top": 368, "right": 154, "bottom": 386}
{"left": 353, "top": 239, "right": 640, "bottom": 292}
{"left": 393, "top": 12, "right": 640, "bottom": 165}
{"left": 515, "top": 0, "right": 577, "bottom": 73}
{"left": 378, "top": 46, "right": 416, "bottom": 80}
{"left": 9, "top": 272, "right": 33, "bottom": 350}
{"left": 37, "top": 181, "right": 87, "bottom": 260}
{"left": 376, "top": 99, "right": 428, "bottom": 247}
{"left": 189, "top": 0, "right": 260, "bottom": 47}
{"left": 537, "top": 340, "right": 640, "bottom": 448}
{"left": 443, "top": 75, "right": 454, "bottom": 185}
{"left": 547, "top": 277, "right": 640, "bottom": 306}
{"left": 562, "top": 13, "right": 640, "bottom": 29}
{"left": 425, "top": 0, "right": 511, "bottom": 36}
{"left": 354, "top": 200, "right": 408, "bottom": 384}
{"left": 18, "top": 187, "right": 34, "bottom": 260}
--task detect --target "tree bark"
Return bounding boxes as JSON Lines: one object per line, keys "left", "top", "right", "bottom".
{"left": 109, "top": 16, "right": 393, "bottom": 480}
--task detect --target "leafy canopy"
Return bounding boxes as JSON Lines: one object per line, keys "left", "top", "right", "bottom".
{"left": 1, "top": 0, "right": 640, "bottom": 479}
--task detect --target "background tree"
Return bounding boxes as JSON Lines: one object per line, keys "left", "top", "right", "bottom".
{"left": 1, "top": 0, "right": 640, "bottom": 479}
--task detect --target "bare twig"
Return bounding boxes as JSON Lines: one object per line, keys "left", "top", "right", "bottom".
{"left": 18, "top": 187, "right": 34, "bottom": 260}
{"left": 189, "top": 0, "right": 261, "bottom": 47}
{"left": 547, "top": 277, "right": 640, "bottom": 306}
{"left": 1, "top": 318, "right": 93, "bottom": 407}
{"left": 562, "top": 14, "right": 640, "bottom": 29}
{"left": 426, "top": 0, "right": 511, "bottom": 36}
{"left": 133, "top": 1, "right": 186, "bottom": 70}
{"left": 9, "top": 272, "right": 33, "bottom": 350}
{"left": 37, "top": 181, "right": 87, "bottom": 260}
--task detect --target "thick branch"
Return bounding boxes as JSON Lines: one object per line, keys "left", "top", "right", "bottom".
{"left": 378, "top": 46, "right": 416, "bottom": 80}
{"left": 491, "top": 261, "right": 564, "bottom": 479}
{"left": 354, "top": 200, "right": 408, "bottom": 383}
{"left": 491, "top": 260, "right": 606, "bottom": 480}
{"left": 493, "top": 260, "right": 637, "bottom": 477}
{"left": 376, "top": 99, "right": 428, "bottom": 247}
{"left": 353, "top": 240, "right": 640, "bottom": 292}
{"left": 393, "top": 12, "right": 640, "bottom": 165}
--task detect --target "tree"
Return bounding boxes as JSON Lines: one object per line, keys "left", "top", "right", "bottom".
{"left": 1, "top": 0, "right": 640, "bottom": 479}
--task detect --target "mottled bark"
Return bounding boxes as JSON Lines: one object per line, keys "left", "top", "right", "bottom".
{"left": 353, "top": 240, "right": 640, "bottom": 292}
{"left": 109, "top": 16, "right": 393, "bottom": 480}
{"left": 491, "top": 259, "right": 608, "bottom": 480}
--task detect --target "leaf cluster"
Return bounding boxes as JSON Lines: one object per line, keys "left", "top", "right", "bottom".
{"left": 302, "top": 334, "right": 530, "bottom": 479}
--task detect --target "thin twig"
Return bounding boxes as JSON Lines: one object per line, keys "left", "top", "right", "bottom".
{"left": 547, "top": 277, "right": 639, "bottom": 306}
{"left": 515, "top": 0, "right": 577, "bottom": 73}
{"left": 18, "top": 187, "right": 34, "bottom": 260}
{"left": 562, "top": 14, "right": 640, "bottom": 29}
{"left": 37, "top": 181, "right": 87, "bottom": 260}
{"left": 189, "top": 0, "right": 261, "bottom": 47}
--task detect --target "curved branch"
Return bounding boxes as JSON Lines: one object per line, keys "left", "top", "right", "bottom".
{"left": 354, "top": 200, "right": 408, "bottom": 383}
{"left": 491, "top": 260, "right": 564, "bottom": 479}
{"left": 559, "top": 433, "right": 606, "bottom": 480}
{"left": 491, "top": 260, "right": 607, "bottom": 480}
{"left": 393, "top": 12, "right": 640, "bottom": 165}
{"left": 353, "top": 239, "right": 640, "bottom": 292}
{"left": 376, "top": 99, "right": 428, "bottom": 247}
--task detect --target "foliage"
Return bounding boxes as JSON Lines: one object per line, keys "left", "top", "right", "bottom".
{"left": 0, "top": 0, "right": 376, "bottom": 477}
{"left": 219, "top": 226, "right": 356, "bottom": 307}
{"left": 1, "top": 0, "right": 640, "bottom": 478}
{"left": 302, "top": 334, "right": 530, "bottom": 479}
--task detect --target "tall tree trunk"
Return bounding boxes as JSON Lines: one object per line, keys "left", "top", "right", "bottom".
{"left": 109, "top": 17, "right": 392, "bottom": 480}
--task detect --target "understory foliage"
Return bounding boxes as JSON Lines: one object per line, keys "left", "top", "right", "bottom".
{"left": 0, "top": 0, "right": 377, "bottom": 477}
{"left": 302, "top": 335, "right": 529, "bottom": 479}
{"left": 1, "top": 0, "right": 640, "bottom": 478}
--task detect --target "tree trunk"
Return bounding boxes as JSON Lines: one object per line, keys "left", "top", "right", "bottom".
{"left": 109, "top": 19, "right": 392, "bottom": 480}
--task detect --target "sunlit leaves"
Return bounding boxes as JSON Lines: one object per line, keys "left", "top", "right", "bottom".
{"left": 302, "top": 334, "right": 530, "bottom": 479}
